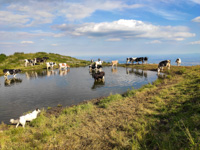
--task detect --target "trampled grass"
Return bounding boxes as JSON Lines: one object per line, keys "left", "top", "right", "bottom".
{"left": 0, "top": 63, "right": 199, "bottom": 149}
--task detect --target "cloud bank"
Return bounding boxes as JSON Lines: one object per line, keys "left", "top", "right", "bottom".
{"left": 53, "top": 19, "right": 195, "bottom": 41}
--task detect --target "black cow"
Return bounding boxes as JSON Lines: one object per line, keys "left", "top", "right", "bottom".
{"left": 43, "top": 57, "right": 49, "bottom": 62}
{"left": 93, "top": 71, "right": 105, "bottom": 81}
{"left": 3, "top": 69, "right": 21, "bottom": 78}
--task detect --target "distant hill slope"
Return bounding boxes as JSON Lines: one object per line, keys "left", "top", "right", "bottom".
{"left": 0, "top": 52, "right": 90, "bottom": 74}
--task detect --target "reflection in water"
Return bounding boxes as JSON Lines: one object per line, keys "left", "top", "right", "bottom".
{"left": 4, "top": 78, "right": 22, "bottom": 87}
{"left": 59, "top": 69, "right": 70, "bottom": 76}
{"left": 91, "top": 81, "right": 105, "bottom": 89}
{"left": 26, "top": 70, "right": 47, "bottom": 80}
{"left": 47, "top": 70, "right": 57, "bottom": 77}
{"left": 157, "top": 73, "right": 167, "bottom": 79}
{"left": 0, "top": 67, "right": 159, "bottom": 124}
{"left": 111, "top": 68, "right": 117, "bottom": 74}
{"left": 126, "top": 68, "right": 147, "bottom": 78}
{"left": 25, "top": 69, "right": 70, "bottom": 80}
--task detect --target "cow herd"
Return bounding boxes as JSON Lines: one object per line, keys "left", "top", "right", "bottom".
{"left": 2, "top": 56, "right": 182, "bottom": 82}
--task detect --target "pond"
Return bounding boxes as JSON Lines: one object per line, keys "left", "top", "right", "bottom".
{"left": 0, "top": 66, "right": 159, "bottom": 123}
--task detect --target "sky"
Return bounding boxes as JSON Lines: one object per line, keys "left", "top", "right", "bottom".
{"left": 0, "top": 0, "right": 200, "bottom": 57}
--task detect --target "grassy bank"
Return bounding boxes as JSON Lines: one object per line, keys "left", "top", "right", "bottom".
{"left": 0, "top": 65, "right": 200, "bottom": 149}
{"left": 0, "top": 52, "right": 91, "bottom": 75}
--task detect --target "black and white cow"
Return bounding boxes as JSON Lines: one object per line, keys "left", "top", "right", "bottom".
{"left": 89, "top": 59, "right": 103, "bottom": 70}
{"left": 144, "top": 57, "right": 148, "bottom": 64}
{"left": 126, "top": 57, "right": 137, "bottom": 64}
{"left": 157, "top": 60, "right": 171, "bottom": 74}
{"left": 135, "top": 57, "right": 145, "bottom": 64}
{"left": 3, "top": 69, "right": 21, "bottom": 78}
{"left": 46, "top": 62, "right": 57, "bottom": 69}
{"left": 24, "top": 59, "right": 34, "bottom": 67}
{"left": 175, "top": 58, "right": 181, "bottom": 66}
{"left": 92, "top": 71, "right": 105, "bottom": 82}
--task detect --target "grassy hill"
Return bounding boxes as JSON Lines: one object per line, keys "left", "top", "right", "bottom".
{"left": 0, "top": 52, "right": 91, "bottom": 74}
{"left": 0, "top": 65, "right": 199, "bottom": 149}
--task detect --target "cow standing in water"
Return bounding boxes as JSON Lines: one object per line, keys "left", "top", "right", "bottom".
{"left": 157, "top": 60, "right": 171, "bottom": 74}
{"left": 111, "top": 60, "right": 118, "bottom": 68}
{"left": 3, "top": 69, "right": 21, "bottom": 78}
{"left": 176, "top": 58, "right": 181, "bottom": 66}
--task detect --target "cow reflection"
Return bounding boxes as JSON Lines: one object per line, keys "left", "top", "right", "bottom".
{"left": 47, "top": 70, "right": 57, "bottom": 77}
{"left": 126, "top": 68, "right": 147, "bottom": 78}
{"left": 26, "top": 70, "right": 47, "bottom": 80}
{"left": 157, "top": 73, "right": 167, "bottom": 79}
{"left": 59, "top": 69, "right": 70, "bottom": 76}
{"left": 111, "top": 68, "right": 117, "bottom": 74}
{"left": 4, "top": 78, "right": 22, "bottom": 87}
{"left": 91, "top": 81, "right": 105, "bottom": 89}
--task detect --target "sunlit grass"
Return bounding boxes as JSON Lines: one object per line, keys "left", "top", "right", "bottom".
{"left": 0, "top": 65, "right": 199, "bottom": 149}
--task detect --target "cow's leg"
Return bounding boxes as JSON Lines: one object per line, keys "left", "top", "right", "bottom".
{"left": 16, "top": 122, "right": 19, "bottom": 128}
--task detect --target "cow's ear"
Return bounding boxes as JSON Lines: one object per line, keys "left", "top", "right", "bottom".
{"left": 36, "top": 108, "right": 39, "bottom": 111}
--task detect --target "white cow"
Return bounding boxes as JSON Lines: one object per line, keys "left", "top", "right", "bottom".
{"left": 175, "top": 58, "right": 181, "bottom": 66}
{"left": 59, "top": 63, "right": 70, "bottom": 70}
{"left": 12, "top": 108, "right": 41, "bottom": 128}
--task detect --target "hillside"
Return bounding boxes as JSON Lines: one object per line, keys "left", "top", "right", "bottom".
{"left": 0, "top": 52, "right": 90, "bottom": 74}
{"left": 0, "top": 65, "right": 199, "bottom": 149}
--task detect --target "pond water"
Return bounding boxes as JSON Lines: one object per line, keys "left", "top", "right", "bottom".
{"left": 0, "top": 66, "right": 159, "bottom": 123}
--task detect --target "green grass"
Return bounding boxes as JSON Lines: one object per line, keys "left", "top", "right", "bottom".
{"left": 0, "top": 64, "right": 199, "bottom": 149}
{"left": 0, "top": 52, "right": 91, "bottom": 74}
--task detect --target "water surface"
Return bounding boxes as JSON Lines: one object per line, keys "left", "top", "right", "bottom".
{"left": 0, "top": 67, "right": 158, "bottom": 123}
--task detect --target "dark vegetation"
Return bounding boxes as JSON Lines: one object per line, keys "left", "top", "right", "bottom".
{"left": 0, "top": 63, "right": 199, "bottom": 149}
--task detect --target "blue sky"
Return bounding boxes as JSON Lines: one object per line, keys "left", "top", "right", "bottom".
{"left": 0, "top": 0, "right": 199, "bottom": 56}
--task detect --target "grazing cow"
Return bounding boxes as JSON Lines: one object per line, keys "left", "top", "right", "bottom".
{"left": 93, "top": 71, "right": 105, "bottom": 82}
{"left": 24, "top": 59, "right": 34, "bottom": 67}
{"left": 3, "top": 69, "right": 21, "bottom": 78}
{"left": 135, "top": 57, "right": 144, "bottom": 64}
{"left": 34, "top": 57, "right": 47, "bottom": 64}
{"left": 14, "top": 108, "right": 41, "bottom": 128}
{"left": 126, "top": 57, "right": 137, "bottom": 64}
{"left": 46, "top": 62, "right": 56, "bottom": 69}
{"left": 59, "top": 63, "right": 70, "bottom": 70}
{"left": 43, "top": 57, "right": 49, "bottom": 62}
{"left": 157, "top": 60, "right": 171, "bottom": 74}
{"left": 175, "top": 58, "right": 181, "bottom": 66}
{"left": 111, "top": 60, "right": 118, "bottom": 68}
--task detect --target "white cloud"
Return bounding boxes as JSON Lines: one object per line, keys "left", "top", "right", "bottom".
{"left": 53, "top": 19, "right": 195, "bottom": 41}
{"left": 192, "top": 16, "right": 200, "bottom": 22}
{"left": 190, "top": 0, "right": 200, "bottom": 4}
{"left": 190, "top": 40, "right": 200, "bottom": 44}
{"left": 147, "top": 40, "right": 162, "bottom": 44}
{"left": 106, "top": 38, "right": 121, "bottom": 41}
{"left": 21, "top": 41, "right": 34, "bottom": 44}
{"left": 51, "top": 44, "right": 58, "bottom": 46}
